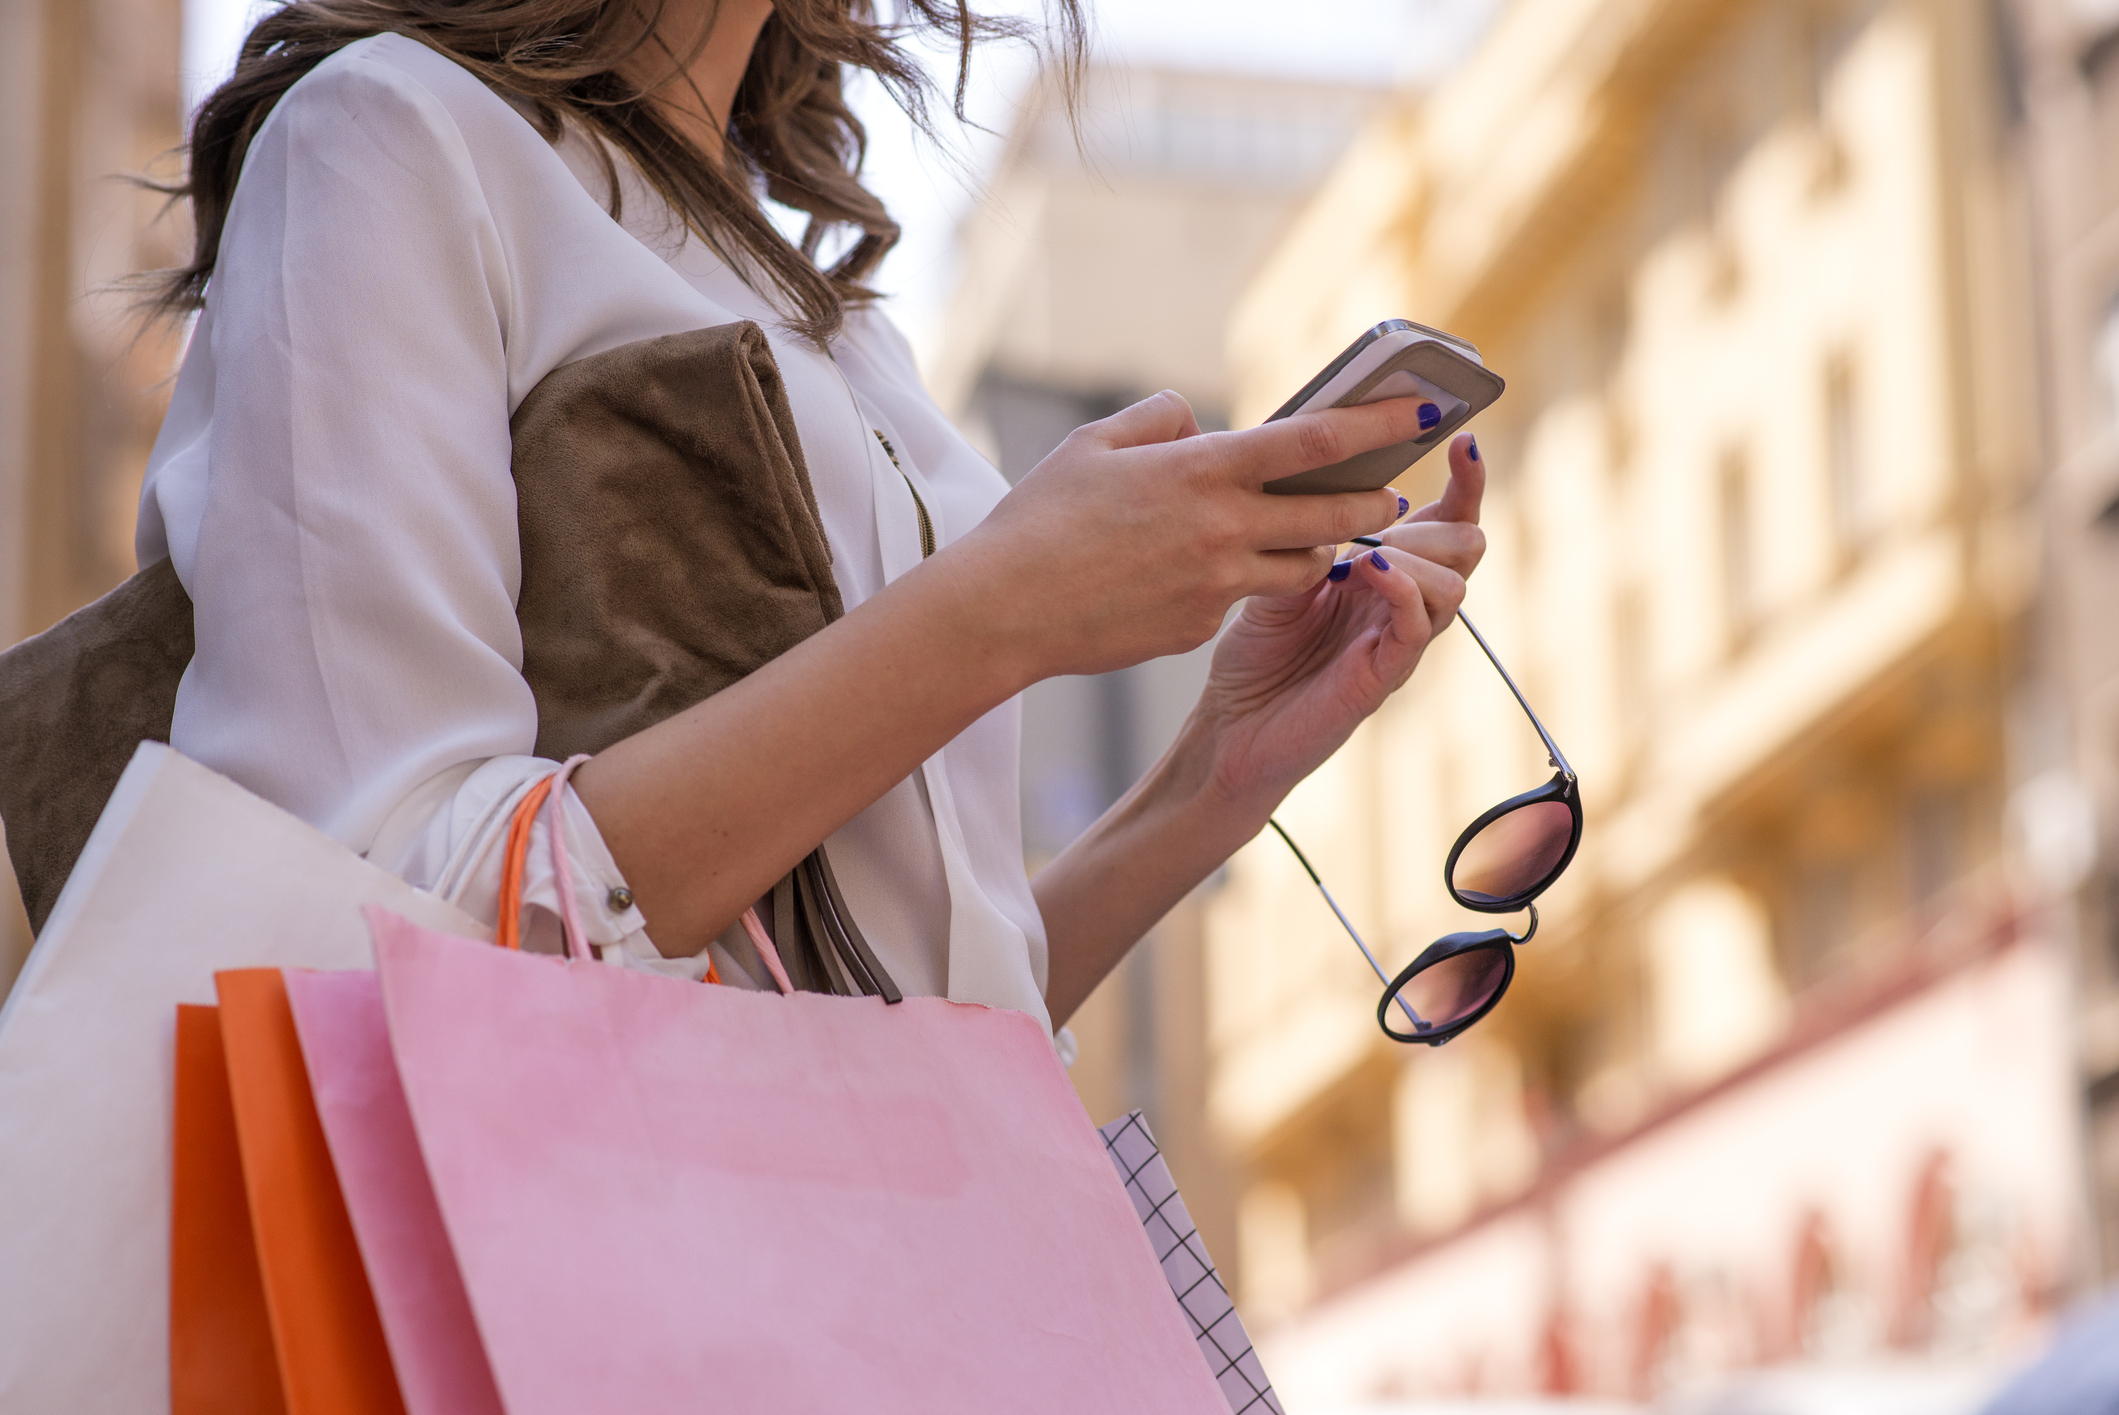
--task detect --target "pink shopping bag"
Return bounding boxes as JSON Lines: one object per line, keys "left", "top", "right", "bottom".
{"left": 277, "top": 760, "right": 1225, "bottom": 1412}
{"left": 281, "top": 969, "right": 502, "bottom": 1415}
{"left": 361, "top": 902, "right": 1226, "bottom": 1414}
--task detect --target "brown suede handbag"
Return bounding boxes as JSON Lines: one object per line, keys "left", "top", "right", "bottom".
{"left": 0, "top": 321, "right": 895, "bottom": 999}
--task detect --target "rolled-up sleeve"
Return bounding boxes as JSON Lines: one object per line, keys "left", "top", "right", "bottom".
{"left": 147, "top": 45, "right": 654, "bottom": 957}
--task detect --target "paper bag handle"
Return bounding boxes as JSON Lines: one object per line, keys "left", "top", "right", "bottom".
{"left": 494, "top": 757, "right": 792, "bottom": 991}
{"left": 495, "top": 756, "right": 593, "bottom": 961}
{"left": 738, "top": 909, "right": 794, "bottom": 995}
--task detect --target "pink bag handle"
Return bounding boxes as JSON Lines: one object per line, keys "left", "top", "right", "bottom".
{"left": 738, "top": 909, "right": 794, "bottom": 995}
{"left": 503, "top": 756, "right": 794, "bottom": 989}
{"left": 539, "top": 756, "right": 593, "bottom": 962}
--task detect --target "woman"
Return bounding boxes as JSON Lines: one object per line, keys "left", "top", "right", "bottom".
{"left": 141, "top": 0, "right": 1486, "bottom": 1035}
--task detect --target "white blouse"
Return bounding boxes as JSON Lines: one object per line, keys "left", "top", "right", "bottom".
{"left": 135, "top": 33, "right": 1052, "bottom": 1032}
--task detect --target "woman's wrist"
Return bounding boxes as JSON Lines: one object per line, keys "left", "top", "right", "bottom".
{"left": 911, "top": 537, "right": 1062, "bottom": 702}
{"left": 897, "top": 544, "right": 1050, "bottom": 702}
{"left": 1035, "top": 706, "right": 1284, "bottom": 1024}
{"left": 1107, "top": 704, "right": 1287, "bottom": 883}
{"left": 1167, "top": 692, "right": 1298, "bottom": 829}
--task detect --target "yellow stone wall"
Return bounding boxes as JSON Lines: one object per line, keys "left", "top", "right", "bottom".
{"left": 1209, "top": 0, "right": 2036, "bottom": 1317}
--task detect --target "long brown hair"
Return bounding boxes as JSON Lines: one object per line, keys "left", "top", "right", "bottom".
{"left": 155, "top": 1, "right": 1085, "bottom": 344}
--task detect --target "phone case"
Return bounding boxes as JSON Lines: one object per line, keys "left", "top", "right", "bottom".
{"left": 1266, "top": 331, "right": 1505, "bottom": 496}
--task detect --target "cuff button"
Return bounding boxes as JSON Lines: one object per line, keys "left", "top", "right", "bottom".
{"left": 606, "top": 886, "right": 635, "bottom": 912}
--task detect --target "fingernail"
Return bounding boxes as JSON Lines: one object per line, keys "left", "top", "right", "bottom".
{"left": 1469, "top": 436, "right": 1481, "bottom": 462}
{"left": 1418, "top": 402, "right": 1441, "bottom": 431}
{"left": 1327, "top": 560, "right": 1352, "bottom": 582}
{"left": 1369, "top": 549, "right": 1390, "bottom": 571}
{"left": 1395, "top": 493, "right": 1410, "bottom": 517}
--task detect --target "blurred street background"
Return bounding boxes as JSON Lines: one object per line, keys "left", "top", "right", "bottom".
{"left": 4, "top": 0, "right": 2119, "bottom": 1409}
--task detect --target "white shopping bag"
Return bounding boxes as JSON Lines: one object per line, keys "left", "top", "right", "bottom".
{"left": 0, "top": 742, "right": 485, "bottom": 1415}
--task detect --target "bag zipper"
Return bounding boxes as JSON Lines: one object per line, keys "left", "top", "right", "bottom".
{"left": 872, "top": 430, "right": 934, "bottom": 559}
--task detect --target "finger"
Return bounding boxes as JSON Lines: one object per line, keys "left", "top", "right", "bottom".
{"left": 1347, "top": 547, "right": 1435, "bottom": 682}
{"left": 1211, "top": 396, "right": 1438, "bottom": 487}
{"left": 1374, "top": 519, "right": 1487, "bottom": 579}
{"left": 1248, "top": 544, "right": 1339, "bottom": 599}
{"left": 1085, "top": 390, "right": 1202, "bottom": 450}
{"left": 1349, "top": 545, "right": 1465, "bottom": 638}
{"left": 1235, "top": 485, "right": 1405, "bottom": 552}
{"left": 1406, "top": 433, "right": 1486, "bottom": 526}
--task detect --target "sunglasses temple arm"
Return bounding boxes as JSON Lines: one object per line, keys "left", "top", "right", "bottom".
{"left": 1455, "top": 610, "right": 1575, "bottom": 780}
{"left": 1268, "top": 819, "right": 1425, "bottom": 1030}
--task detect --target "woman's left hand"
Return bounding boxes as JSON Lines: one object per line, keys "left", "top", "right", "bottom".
{"left": 1192, "top": 432, "right": 1488, "bottom": 812}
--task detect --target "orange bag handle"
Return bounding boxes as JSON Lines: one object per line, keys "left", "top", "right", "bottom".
{"left": 494, "top": 775, "right": 557, "bottom": 953}
{"left": 491, "top": 762, "right": 733, "bottom": 982}
{"left": 495, "top": 756, "right": 592, "bottom": 958}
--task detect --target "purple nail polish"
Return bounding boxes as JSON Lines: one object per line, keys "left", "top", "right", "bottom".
{"left": 1369, "top": 549, "right": 1390, "bottom": 571}
{"left": 1397, "top": 495, "right": 1410, "bottom": 517}
{"left": 1418, "top": 403, "right": 1441, "bottom": 431}
{"left": 1469, "top": 436, "right": 1481, "bottom": 462}
{"left": 1327, "top": 560, "right": 1352, "bottom": 582}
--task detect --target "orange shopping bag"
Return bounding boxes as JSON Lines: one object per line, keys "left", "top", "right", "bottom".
{"left": 170, "top": 1004, "right": 285, "bottom": 1415}
{"left": 210, "top": 968, "right": 407, "bottom": 1415}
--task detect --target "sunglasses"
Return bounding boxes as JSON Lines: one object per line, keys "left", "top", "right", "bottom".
{"left": 1270, "top": 604, "right": 1581, "bottom": 1046}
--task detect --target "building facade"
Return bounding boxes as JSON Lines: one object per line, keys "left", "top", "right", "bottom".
{"left": 2012, "top": 0, "right": 2119, "bottom": 1282}
{"left": 0, "top": 0, "right": 187, "bottom": 992}
{"left": 1211, "top": 0, "right": 2079, "bottom": 1402}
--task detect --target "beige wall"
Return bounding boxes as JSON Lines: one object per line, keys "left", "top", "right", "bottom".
{"left": 0, "top": 0, "right": 185, "bottom": 994}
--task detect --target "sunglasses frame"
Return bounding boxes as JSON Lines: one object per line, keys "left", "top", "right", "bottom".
{"left": 1376, "top": 922, "right": 1523, "bottom": 1045}
{"left": 1442, "top": 771, "right": 1583, "bottom": 913}
{"left": 1270, "top": 602, "right": 1582, "bottom": 1047}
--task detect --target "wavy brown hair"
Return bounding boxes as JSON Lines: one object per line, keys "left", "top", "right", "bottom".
{"left": 154, "top": 0, "right": 1084, "bottom": 344}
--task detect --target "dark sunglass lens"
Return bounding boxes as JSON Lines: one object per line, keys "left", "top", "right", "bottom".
{"left": 1401, "top": 945, "right": 1510, "bottom": 1030}
{"left": 1452, "top": 800, "right": 1574, "bottom": 904}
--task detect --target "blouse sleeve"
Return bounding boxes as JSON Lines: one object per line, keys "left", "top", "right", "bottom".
{"left": 146, "top": 45, "right": 653, "bottom": 954}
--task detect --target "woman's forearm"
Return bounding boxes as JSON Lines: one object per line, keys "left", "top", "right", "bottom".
{"left": 574, "top": 392, "right": 1428, "bottom": 962}
{"left": 1035, "top": 713, "right": 1274, "bottom": 1026}
{"left": 573, "top": 552, "right": 1031, "bottom": 953}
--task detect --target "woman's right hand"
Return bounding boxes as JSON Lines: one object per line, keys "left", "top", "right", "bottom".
{"left": 575, "top": 386, "right": 1438, "bottom": 952}
{"left": 939, "top": 389, "right": 1439, "bottom": 687}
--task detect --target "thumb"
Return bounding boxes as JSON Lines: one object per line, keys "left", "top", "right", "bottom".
{"left": 1409, "top": 433, "right": 1486, "bottom": 525}
{"left": 1086, "top": 390, "right": 1202, "bottom": 450}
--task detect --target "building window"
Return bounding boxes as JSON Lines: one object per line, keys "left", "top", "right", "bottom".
{"left": 2096, "top": 292, "right": 2119, "bottom": 433}
{"left": 1784, "top": 858, "right": 1856, "bottom": 989}
{"left": 1904, "top": 786, "right": 1966, "bottom": 916}
{"left": 1804, "top": 6, "right": 1858, "bottom": 195}
{"left": 1630, "top": 1264, "right": 1683, "bottom": 1399}
{"left": 1718, "top": 446, "right": 1756, "bottom": 647}
{"left": 1825, "top": 353, "right": 1866, "bottom": 562}
{"left": 1615, "top": 584, "right": 1651, "bottom": 776}
{"left": 2099, "top": 294, "right": 2119, "bottom": 527}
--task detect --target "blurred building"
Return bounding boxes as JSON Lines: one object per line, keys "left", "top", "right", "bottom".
{"left": 1211, "top": 0, "right": 2080, "bottom": 1404}
{"left": 2013, "top": 0, "right": 2119, "bottom": 1282}
{"left": 0, "top": 0, "right": 187, "bottom": 992}
{"left": 928, "top": 62, "right": 1384, "bottom": 1285}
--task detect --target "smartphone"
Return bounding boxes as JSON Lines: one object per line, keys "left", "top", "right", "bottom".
{"left": 1264, "top": 320, "right": 1505, "bottom": 495}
